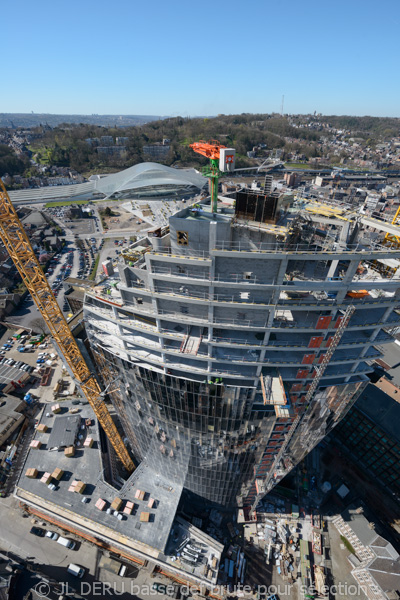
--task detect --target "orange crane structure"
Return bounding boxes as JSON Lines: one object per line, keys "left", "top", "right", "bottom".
{"left": 190, "top": 140, "right": 235, "bottom": 212}
{"left": 0, "top": 181, "right": 135, "bottom": 472}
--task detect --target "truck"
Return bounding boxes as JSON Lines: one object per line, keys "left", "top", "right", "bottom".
{"left": 67, "top": 563, "right": 85, "bottom": 578}
{"left": 57, "top": 536, "right": 76, "bottom": 550}
{"left": 98, "top": 555, "right": 128, "bottom": 577}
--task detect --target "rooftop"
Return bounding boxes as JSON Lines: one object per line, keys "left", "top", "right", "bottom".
{"left": 355, "top": 382, "right": 400, "bottom": 444}
{"left": 16, "top": 401, "right": 177, "bottom": 553}
{"left": 47, "top": 414, "right": 81, "bottom": 449}
{"left": 0, "top": 394, "right": 25, "bottom": 443}
{"left": 15, "top": 400, "right": 222, "bottom": 582}
{"left": 0, "top": 362, "right": 32, "bottom": 393}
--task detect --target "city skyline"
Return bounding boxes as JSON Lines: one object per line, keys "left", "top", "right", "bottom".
{"left": 3, "top": 0, "right": 400, "bottom": 118}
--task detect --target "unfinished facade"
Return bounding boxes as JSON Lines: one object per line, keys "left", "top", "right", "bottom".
{"left": 84, "top": 195, "right": 400, "bottom": 507}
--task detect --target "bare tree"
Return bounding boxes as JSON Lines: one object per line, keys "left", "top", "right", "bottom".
{"left": 30, "top": 317, "right": 48, "bottom": 335}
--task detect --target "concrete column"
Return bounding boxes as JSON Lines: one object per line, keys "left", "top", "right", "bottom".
{"left": 369, "top": 326, "right": 381, "bottom": 343}
{"left": 209, "top": 222, "right": 218, "bottom": 257}
{"left": 343, "top": 258, "right": 360, "bottom": 283}
{"left": 335, "top": 258, "right": 360, "bottom": 303}
{"left": 266, "top": 309, "right": 276, "bottom": 328}
{"left": 208, "top": 303, "right": 214, "bottom": 328}
{"left": 327, "top": 260, "right": 339, "bottom": 280}
{"left": 339, "top": 222, "right": 350, "bottom": 245}
{"left": 382, "top": 306, "right": 393, "bottom": 323}
{"left": 208, "top": 231, "right": 216, "bottom": 327}
{"left": 271, "top": 257, "right": 288, "bottom": 303}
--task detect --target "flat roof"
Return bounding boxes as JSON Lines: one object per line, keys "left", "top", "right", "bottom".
{"left": 0, "top": 362, "right": 31, "bottom": 392}
{"left": 0, "top": 394, "right": 25, "bottom": 437}
{"left": 16, "top": 400, "right": 181, "bottom": 553}
{"left": 356, "top": 382, "right": 400, "bottom": 443}
{"left": 16, "top": 400, "right": 222, "bottom": 583}
{"left": 341, "top": 506, "right": 378, "bottom": 547}
{"left": 48, "top": 414, "right": 81, "bottom": 449}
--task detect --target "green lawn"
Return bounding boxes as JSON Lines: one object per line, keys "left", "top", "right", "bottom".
{"left": 88, "top": 254, "right": 100, "bottom": 280}
{"left": 44, "top": 200, "right": 90, "bottom": 208}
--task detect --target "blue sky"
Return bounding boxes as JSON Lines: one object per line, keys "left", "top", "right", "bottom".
{"left": 3, "top": 0, "right": 400, "bottom": 117}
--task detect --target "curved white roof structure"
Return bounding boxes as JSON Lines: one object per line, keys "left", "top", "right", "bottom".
{"left": 8, "top": 163, "right": 206, "bottom": 204}
{"left": 94, "top": 162, "right": 206, "bottom": 199}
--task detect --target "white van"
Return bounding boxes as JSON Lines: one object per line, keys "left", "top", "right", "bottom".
{"left": 67, "top": 563, "right": 85, "bottom": 578}
{"left": 57, "top": 536, "right": 76, "bottom": 550}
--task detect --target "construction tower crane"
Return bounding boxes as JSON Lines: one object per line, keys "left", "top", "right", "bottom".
{"left": 383, "top": 205, "right": 400, "bottom": 248}
{"left": 190, "top": 140, "right": 235, "bottom": 213}
{"left": 0, "top": 181, "right": 134, "bottom": 472}
{"left": 250, "top": 304, "right": 355, "bottom": 511}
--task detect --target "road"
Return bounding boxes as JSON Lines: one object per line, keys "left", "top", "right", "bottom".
{"left": 0, "top": 494, "right": 168, "bottom": 599}
{"left": 0, "top": 494, "right": 99, "bottom": 596}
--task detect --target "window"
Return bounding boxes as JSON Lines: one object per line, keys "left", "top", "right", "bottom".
{"left": 177, "top": 231, "right": 189, "bottom": 245}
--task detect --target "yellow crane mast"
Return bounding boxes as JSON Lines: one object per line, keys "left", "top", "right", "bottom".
{"left": 383, "top": 205, "right": 400, "bottom": 248}
{"left": 0, "top": 181, "right": 134, "bottom": 472}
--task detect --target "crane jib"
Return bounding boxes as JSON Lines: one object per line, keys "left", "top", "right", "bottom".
{"left": 0, "top": 181, "right": 134, "bottom": 473}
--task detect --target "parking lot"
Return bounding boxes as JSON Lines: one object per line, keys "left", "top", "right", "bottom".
{"left": 46, "top": 246, "right": 75, "bottom": 312}
{"left": 75, "top": 237, "right": 104, "bottom": 281}
{"left": 44, "top": 204, "right": 98, "bottom": 236}
{"left": 0, "top": 329, "right": 60, "bottom": 395}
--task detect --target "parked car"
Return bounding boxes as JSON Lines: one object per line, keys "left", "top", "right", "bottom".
{"left": 45, "top": 531, "right": 59, "bottom": 541}
{"left": 30, "top": 526, "right": 45, "bottom": 537}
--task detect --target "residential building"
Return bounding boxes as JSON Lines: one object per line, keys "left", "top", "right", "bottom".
{"left": 97, "top": 146, "right": 126, "bottom": 157}
{"left": 0, "top": 394, "right": 25, "bottom": 447}
{"left": 143, "top": 144, "right": 170, "bottom": 158}
{"left": 100, "top": 135, "right": 114, "bottom": 145}
{"left": 333, "top": 506, "right": 400, "bottom": 600}
{"left": 116, "top": 137, "right": 129, "bottom": 146}
{"left": 284, "top": 172, "right": 302, "bottom": 187}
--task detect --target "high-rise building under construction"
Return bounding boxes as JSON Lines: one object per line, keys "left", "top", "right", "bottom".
{"left": 84, "top": 191, "right": 400, "bottom": 507}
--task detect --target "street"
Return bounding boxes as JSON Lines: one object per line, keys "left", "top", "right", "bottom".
{"left": 0, "top": 495, "right": 151, "bottom": 599}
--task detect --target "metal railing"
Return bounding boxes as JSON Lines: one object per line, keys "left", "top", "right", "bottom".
{"left": 211, "top": 335, "right": 265, "bottom": 345}
{"left": 150, "top": 264, "right": 400, "bottom": 286}
{"left": 151, "top": 242, "right": 400, "bottom": 258}
{"left": 213, "top": 240, "right": 400, "bottom": 255}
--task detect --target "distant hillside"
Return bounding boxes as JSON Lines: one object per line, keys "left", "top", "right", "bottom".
{"left": 3, "top": 112, "right": 399, "bottom": 181}
{"left": 0, "top": 113, "right": 166, "bottom": 128}
{"left": 18, "top": 114, "right": 320, "bottom": 174}
{"left": 318, "top": 115, "right": 400, "bottom": 139}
